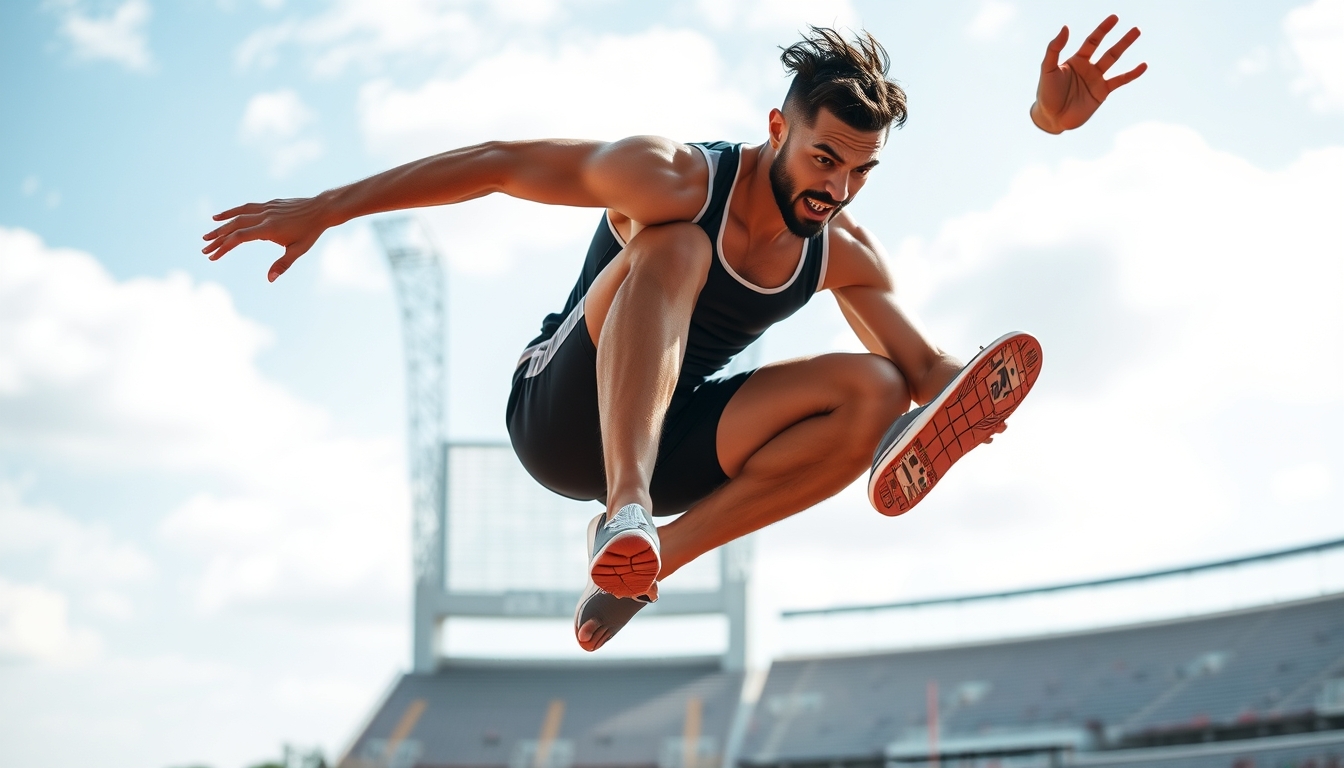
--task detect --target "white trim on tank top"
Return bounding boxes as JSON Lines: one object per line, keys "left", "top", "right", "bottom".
{"left": 716, "top": 144, "right": 808, "bottom": 295}
{"left": 603, "top": 143, "right": 718, "bottom": 249}
{"left": 815, "top": 227, "right": 830, "bottom": 293}
{"left": 522, "top": 146, "right": 722, "bottom": 377}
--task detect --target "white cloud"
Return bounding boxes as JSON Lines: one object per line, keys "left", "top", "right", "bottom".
{"left": 966, "top": 0, "right": 1016, "bottom": 41}
{"left": 0, "top": 227, "right": 408, "bottom": 614}
{"left": 1234, "top": 45, "right": 1271, "bottom": 77}
{"left": 55, "top": 0, "right": 154, "bottom": 72}
{"left": 316, "top": 222, "right": 390, "bottom": 292}
{"left": 236, "top": 0, "right": 482, "bottom": 76}
{"left": 359, "top": 28, "right": 758, "bottom": 152}
{"left": 240, "top": 89, "right": 313, "bottom": 141}
{"left": 1285, "top": 0, "right": 1344, "bottom": 111}
{"left": 1273, "top": 462, "right": 1333, "bottom": 504}
{"left": 0, "top": 480, "right": 154, "bottom": 585}
{"left": 356, "top": 28, "right": 762, "bottom": 274}
{"left": 695, "top": 0, "right": 859, "bottom": 32}
{"left": 0, "top": 578, "right": 101, "bottom": 665}
{"left": 756, "top": 123, "right": 1344, "bottom": 610}
{"left": 239, "top": 89, "right": 324, "bottom": 177}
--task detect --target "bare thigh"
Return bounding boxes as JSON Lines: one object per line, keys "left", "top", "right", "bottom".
{"left": 715, "top": 352, "right": 910, "bottom": 478}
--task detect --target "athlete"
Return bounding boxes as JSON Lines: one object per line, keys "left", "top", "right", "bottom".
{"left": 204, "top": 18, "right": 1145, "bottom": 651}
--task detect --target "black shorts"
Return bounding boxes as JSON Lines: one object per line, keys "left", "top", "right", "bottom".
{"left": 506, "top": 308, "right": 753, "bottom": 516}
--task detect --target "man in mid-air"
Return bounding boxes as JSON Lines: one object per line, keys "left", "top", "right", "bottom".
{"left": 204, "top": 17, "right": 1144, "bottom": 651}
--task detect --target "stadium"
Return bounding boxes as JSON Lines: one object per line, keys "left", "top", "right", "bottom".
{"left": 335, "top": 220, "right": 1344, "bottom": 768}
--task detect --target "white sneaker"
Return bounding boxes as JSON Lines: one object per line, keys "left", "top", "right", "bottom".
{"left": 587, "top": 503, "right": 660, "bottom": 598}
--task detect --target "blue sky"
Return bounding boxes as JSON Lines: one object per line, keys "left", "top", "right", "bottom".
{"left": 1, "top": 1, "right": 1342, "bottom": 767}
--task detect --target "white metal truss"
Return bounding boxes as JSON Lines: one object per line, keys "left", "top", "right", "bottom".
{"left": 375, "top": 217, "right": 447, "bottom": 594}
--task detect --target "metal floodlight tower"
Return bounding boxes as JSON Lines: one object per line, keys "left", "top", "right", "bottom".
{"left": 374, "top": 217, "right": 447, "bottom": 672}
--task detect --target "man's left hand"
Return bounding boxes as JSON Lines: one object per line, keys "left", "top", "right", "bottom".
{"left": 1031, "top": 14, "right": 1146, "bottom": 134}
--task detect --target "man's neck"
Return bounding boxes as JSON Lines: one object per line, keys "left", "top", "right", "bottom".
{"left": 735, "top": 143, "right": 803, "bottom": 250}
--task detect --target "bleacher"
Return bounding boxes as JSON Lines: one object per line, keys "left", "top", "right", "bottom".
{"left": 737, "top": 592, "right": 1344, "bottom": 767}
{"left": 335, "top": 591, "right": 1343, "bottom": 768}
{"left": 1070, "top": 730, "right": 1344, "bottom": 767}
{"left": 339, "top": 659, "right": 745, "bottom": 768}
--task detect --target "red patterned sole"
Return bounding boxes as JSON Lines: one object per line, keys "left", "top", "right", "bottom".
{"left": 590, "top": 534, "right": 660, "bottom": 598}
{"left": 868, "top": 332, "right": 1043, "bottom": 516}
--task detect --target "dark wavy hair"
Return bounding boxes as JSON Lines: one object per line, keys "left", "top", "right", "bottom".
{"left": 780, "top": 27, "right": 908, "bottom": 133}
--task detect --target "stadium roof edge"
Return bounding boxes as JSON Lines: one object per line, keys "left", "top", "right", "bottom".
{"left": 775, "top": 588, "right": 1344, "bottom": 663}
{"left": 784, "top": 535, "right": 1344, "bottom": 617}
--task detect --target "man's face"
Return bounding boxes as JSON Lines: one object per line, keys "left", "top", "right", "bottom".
{"left": 769, "top": 107, "right": 885, "bottom": 238}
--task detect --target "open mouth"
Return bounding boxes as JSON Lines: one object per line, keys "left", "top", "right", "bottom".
{"left": 801, "top": 196, "right": 835, "bottom": 217}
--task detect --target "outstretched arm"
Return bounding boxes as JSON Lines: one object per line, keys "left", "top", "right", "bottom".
{"left": 823, "top": 215, "right": 961, "bottom": 405}
{"left": 203, "top": 137, "right": 707, "bottom": 281}
{"left": 825, "top": 215, "right": 1009, "bottom": 442}
{"left": 1031, "top": 14, "right": 1147, "bottom": 134}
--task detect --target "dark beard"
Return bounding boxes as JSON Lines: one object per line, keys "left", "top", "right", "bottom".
{"left": 769, "top": 145, "right": 845, "bottom": 239}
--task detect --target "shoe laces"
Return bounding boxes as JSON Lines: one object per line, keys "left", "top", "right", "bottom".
{"left": 605, "top": 503, "right": 647, "bottom": 532}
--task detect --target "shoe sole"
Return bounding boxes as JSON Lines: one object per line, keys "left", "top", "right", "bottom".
{"left": 868, "top": 331, "right": 1042, "bottom": 516}
{"left": 588, "top": 520, "right": 660, "bottom": 598}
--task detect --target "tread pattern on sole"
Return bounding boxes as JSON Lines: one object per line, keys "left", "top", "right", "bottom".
{"left": 870, "top": 333, "right": 1042, "bottom": 516}
{"left": 590, "top": 533, "right": 659, "bottom": 597}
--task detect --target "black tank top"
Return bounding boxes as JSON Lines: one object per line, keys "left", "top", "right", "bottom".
{"left": 522, "top": 141, "right": 830, "bottom": 391}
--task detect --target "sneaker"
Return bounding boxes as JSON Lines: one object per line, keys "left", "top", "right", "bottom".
{"left": 587, "top": 504, "right": 661, "bottom": 598}
{"left": 574, "top": 579, "right": 658, "bottom": 652}
{"left": 868, "top": 331, "right": 1042, "bottom": 516}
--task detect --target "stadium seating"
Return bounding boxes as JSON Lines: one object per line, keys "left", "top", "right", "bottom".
{"left": 737, "top": 593, "right": 1344, "bottom": 767}
{"left": 338, "top": 593, "right": 1343, "bottom": 767}
{"left": 339, "top": 659, "right": 744, "bottom": 768}
{"left": 1070, "top": 730, "right": 1344, "bottom": 767}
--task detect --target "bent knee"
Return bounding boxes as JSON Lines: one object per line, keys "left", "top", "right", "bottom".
{"left": 841, "top": 354, "right": 911, "bottom": 438}
{"left": 625, "top": 222, "right": 712, "bottom": 288}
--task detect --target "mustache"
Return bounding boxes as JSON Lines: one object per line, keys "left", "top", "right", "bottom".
{"left": 797, "top": 190, "right": 847, "bottom": 208}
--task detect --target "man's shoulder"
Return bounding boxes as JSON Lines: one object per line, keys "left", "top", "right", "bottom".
{"left": 822, "top": 211, "right": 892, "bottom": 290}
{"left": 588, "top": 136, "right": 712, "bottom": 223}
{"left": 602, "top": 136, "right": 710, "bottom": 177}
{"left": 828, "top": 211, "right": 883, "bottom": 258}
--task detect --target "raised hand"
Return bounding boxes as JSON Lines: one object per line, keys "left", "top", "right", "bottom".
{"left": 1031, "top": 15, "right": 1146, "bottom": 134}
{"left": 202, "top": 196, "right": 330, "bottom": 282}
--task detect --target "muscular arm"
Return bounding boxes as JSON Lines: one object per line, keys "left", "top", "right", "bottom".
{"left": 823, "top": 213, "right": 962, "bottom": 405}
{"left": 203, "top": 136, "right": 708, "bottom": 280}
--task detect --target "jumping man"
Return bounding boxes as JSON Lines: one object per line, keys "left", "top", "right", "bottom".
{"left": 204, "top": 18, "right": 1145, "bottom": 650}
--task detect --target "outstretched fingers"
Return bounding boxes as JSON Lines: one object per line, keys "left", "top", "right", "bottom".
{"left": 1041, "top": 25, "right": 1068, "bottom": 74}
{"left": 266, "top": 236, "right": 316, "bottom": 282}
{"left": 202, "top": 213, "right": 257, "bottom": 244}
{"left": 203, "top": 226, "right": 262, "bottom": 261}
{"left": 212, "top": 202, "right": 264, "bottom": 221}
{"left": 1095, "top": 26, "right": 1141, "bottom": 73}
{"left": 1075, "top": 14, "right": 1119, "bottom": 61}
{"left": 1105, "top": 62, "right": 1148, "bottom": 91}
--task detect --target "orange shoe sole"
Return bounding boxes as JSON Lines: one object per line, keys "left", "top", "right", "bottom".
{"left": 589, "top": 533, "right": 660, "bottom": 598}
{"left": 869, "top": 331, "right": 1043, "bottom": 516}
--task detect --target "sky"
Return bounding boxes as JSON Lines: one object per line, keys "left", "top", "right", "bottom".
{"left": 1, "top": 0, "right": 1342, "bottom": 767}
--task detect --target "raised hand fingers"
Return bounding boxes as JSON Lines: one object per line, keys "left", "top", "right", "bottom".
{"left": 1105, "top": 62, "right": 1148, "bottom": 91}
{"left": 1096, "top": 26, "right": 1141, "bottom": 73}
{"left": 1041, "top": 25, "right": 1068, "bottom": 74}
{"left": 202, "top": 213, "right": 259, "bottom": 245}
{"left": 1075, "top": 14, "right": 1119, "bottom": 61}
{"left": 266, "top": 235, "right": 318, "bottom": 282}
{"left": 203, "top": 226, "right": 263, "bottom": 261}
{"left": 212, "top": 202, "right": 265, "bottom": 221}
